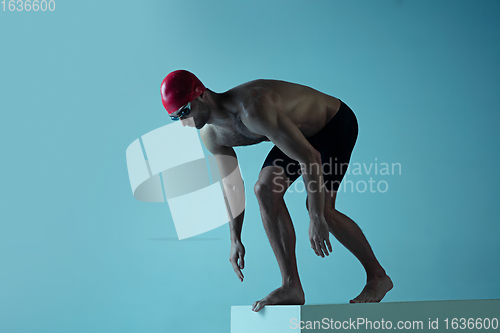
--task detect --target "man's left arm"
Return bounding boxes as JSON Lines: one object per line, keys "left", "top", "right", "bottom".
{"left": 242, "top": 108, "right": 332, "bottom": 258}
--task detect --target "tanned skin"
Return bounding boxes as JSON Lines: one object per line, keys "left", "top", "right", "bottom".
{"left": 172, "top": 79, "right": 393, "bottom": 312}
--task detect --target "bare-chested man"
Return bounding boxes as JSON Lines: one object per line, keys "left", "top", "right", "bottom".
{"left": 160, "top": 70, "right": 393, "bottom": 312}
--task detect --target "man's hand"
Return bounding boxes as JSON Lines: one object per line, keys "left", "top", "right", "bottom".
{"left": 230, "top": 241, "right": 246, "bottom": 281}
{"left": 308, "top": 216, "right": 332, "bottom": 257}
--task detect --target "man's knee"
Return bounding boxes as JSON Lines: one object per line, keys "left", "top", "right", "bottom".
{"left": 253, "top": 181, "right": 268, "bottom": 197}
{"left": 254, "top": 180, "right": 285, "bottom": 200}
{"left": 254, "top": 168, "right": 288, "bottom": 200}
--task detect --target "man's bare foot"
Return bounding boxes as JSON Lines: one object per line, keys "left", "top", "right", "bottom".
{"left": 350, "top": 275, "right": 393, "bottom": 303}
{"left": 252, "top": 284, "right": 305, "bottom": 312}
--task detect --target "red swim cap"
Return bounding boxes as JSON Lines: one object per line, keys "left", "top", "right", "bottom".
{"left": 160, "top": 70, "right": 206, "bottom": 114}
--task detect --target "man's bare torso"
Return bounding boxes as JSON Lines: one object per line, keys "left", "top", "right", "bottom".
{"left": 200, "top": 80, "right": 341, "bottom": 147}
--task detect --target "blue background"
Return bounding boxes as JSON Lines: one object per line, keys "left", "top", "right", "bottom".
{"left": 1, "top": 0, "right": 499, "bottom": 332}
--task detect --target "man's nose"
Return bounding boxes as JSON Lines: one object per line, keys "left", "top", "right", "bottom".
{"left": 180, "top": 118, "right": 188, "bottom": 127}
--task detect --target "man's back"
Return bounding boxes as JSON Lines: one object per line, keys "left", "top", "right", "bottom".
{"left": 200, "top": 79, "right": 341, "bottom": 148}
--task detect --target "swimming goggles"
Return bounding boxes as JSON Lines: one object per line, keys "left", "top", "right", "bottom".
{"left": 169, "top": 102, "right": 191, "bottom": 121}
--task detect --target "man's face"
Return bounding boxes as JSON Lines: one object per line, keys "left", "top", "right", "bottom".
{"left": 179, "top": 96, "right": 207, "bottom": 129}
{"left": 180, "top": 116, "right": 196, "bottom": 128}
{"left": 170, "top": 100, "right": 196, "bottom": 127}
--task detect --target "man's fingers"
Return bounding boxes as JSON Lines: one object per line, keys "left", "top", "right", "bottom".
{"left": 312, "top": 237, "right": 331, "bottom": 257}
{"left": 313, "top": 239, "right": 324, "bottom": 257}
{"left": 230, "top": 258, "right": 244, "bottom": 281}
{"left": 318, "top": 243, "right": 326, "bottom": 257}
{"left": 310, "top": 240, "right": 319, "bottom": 256}
{"left": 238, "top": 255, "right": 245, "bottom": 269}
{"left": 312, "top": 240, "right": 323, "bottom": 257}
{"left": 234, "top": 265, "right": 243, "bottom": 281}
{"left": 319, "top": 240, "right": 329, "bottom": 256}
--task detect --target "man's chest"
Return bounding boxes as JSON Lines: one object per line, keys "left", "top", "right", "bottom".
{"left": 208, "top": 121, "right": 270, "bottom": 147}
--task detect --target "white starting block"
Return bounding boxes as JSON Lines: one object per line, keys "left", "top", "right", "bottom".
{"left": 231, "top": 299, "right": 500, "bottom": 332}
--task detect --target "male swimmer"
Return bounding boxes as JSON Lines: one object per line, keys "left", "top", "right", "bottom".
{"left": 160, "top": 70, "right": 393, "bottom": 312}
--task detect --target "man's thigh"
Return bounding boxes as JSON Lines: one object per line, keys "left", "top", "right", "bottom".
{"left": 260, "top": 145, "right": 302, "bottom": 187}
{"left": 308, "top": 101, "right": 359, "bottom": 192}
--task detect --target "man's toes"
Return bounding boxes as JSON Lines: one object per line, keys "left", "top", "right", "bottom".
{"left": 255, "top": 302, "right": 265, "bottom": 312}
{"left": 350, "top": 292, "right": 370, "bottom": 303}
{"left": 252, "top": 301, "right": 265, "bottom": 312}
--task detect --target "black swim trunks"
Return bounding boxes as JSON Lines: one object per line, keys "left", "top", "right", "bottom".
{"left": 261, "top": 100, "right": 358, "bottom": 192}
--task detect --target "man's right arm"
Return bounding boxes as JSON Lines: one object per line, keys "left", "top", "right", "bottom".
{"left": 200, "top": 128, "right": 246, "bottom": 281}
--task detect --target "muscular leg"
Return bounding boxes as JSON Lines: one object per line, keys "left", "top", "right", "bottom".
{"left": 307, "top": 190, "right": 393, "bottom": 303}
{"left": 252, "top": 166, "right": 305, "bottom": 312}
